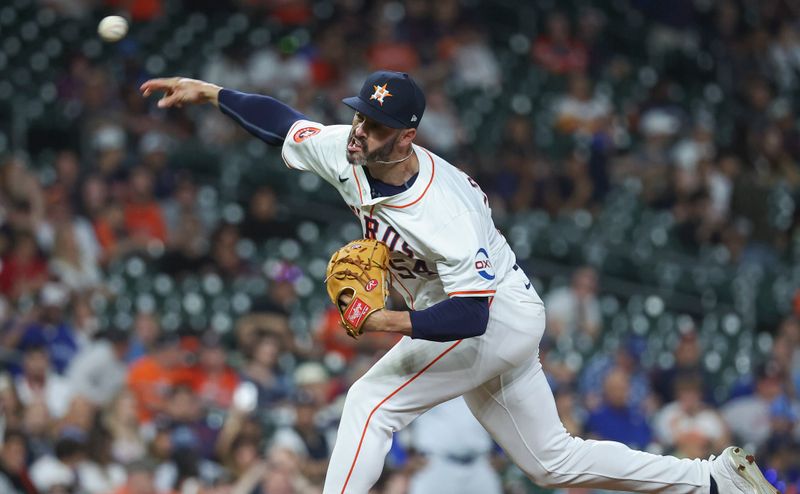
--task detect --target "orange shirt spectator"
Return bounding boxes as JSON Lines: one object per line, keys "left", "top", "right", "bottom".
{"left": 317, "top": 307, "right": 358, "bottom": 363}
{"left": 126, "top": 335, "right": 191, "bottom": 422}
{"left": 123, "top": 203, "right": 167, "bottom": 243}
{"left": 188, "top": 332, "right": 240, "bottom": 409}
{"left": 124, "top": 167, "right": 167, "bottom": 243}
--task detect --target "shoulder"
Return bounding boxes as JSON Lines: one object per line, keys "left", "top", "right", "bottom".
{"left": 286, "top": 120, "right": 350, "bottom": 146}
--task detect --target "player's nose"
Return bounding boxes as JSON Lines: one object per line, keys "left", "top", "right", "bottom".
{"left": 353, "top": 121, "right": 367, "bottom": 138}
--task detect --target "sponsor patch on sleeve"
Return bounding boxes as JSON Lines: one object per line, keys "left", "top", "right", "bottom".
{"left": 474, "top": 248, "right": 495, "bottom": 280}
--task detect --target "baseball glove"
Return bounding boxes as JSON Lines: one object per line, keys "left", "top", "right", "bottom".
{"left": 325, "top": 238, "right": 391, "bottom": 339}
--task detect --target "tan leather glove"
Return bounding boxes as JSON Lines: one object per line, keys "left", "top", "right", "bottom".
{"left": 325, "top": 238, "right": 391, "bottom": 339}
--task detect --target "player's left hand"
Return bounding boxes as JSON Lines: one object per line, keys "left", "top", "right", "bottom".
{"left": 325, "top": 239, "right": 391, "bottom": 339}
{"left": 338, "top": 293, "right": 386, "bottom": 333}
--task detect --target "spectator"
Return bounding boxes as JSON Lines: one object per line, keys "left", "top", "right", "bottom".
{"left": 240, "top": 331, "right": 292, "bottom": 408}
{"left": 223, "top": 434, "right": 265, "bottom": 493}
{"left": 124, "top": 167, "right": 168, "bottom": 246}
{"left": 558, "top": 150, "right": 595, "bottom": 212}
{"left": 293, "top": 362, "right": 332, "bottom": 407}
{"left": 104, "top": 391, "right": 147, "bottom": 465}
{"left": 66, "top": 328, "right": 129, "bottom": 407}
{"left": 271, "top": 391, "right": 332, "bottom": 484}
{"left": 239, "top": 186, "right": 294, "bottom": 244}
{"left": 189, "top": 331, "right": 239, "bottom": 410}
{"left": 14, "top": 341, "right": 72, "bottom": 419}
{"left": 90, "top": 125, "right": 128, "bottom": 187}
{"left": 553, "top": 386, "right": 585, "bottom": 437}
{"left": 113, "top": 460, "right": 166, "bottom": 494}
{"left": 160, "top": 174, "right": 217, "bottom": 242}
{"left": 722, "top": 363, "right": 787, "bottom": 449}
{"left": 126, "top": 333, "right": 185, "bottom": 423}
{"left": 57, "top": 395, "right": 96, "bottom": 437}
{"left": 581, "top": 335, "right": 654, "bottom": 415}
{"left": 49, "top": 222, "right": 102, "bottom": 292}
{"left": 20, "top": 283, "right": 79, "bottom": 375}
{"left": 78, "top": 426, "right": 127, "bottom": 494}
{"left": 653, "top": 373, "right": 729, "bottom": 455}
{"left": 78, "top": 174, "right": 109, "bottom": 226}
{"left": 553, "top": 74, "right": 611, "bottom": 136}
{"left": 0, "top": 429, "right": 37, "bottom": 494}
{"left": 769, "top": 22, "right": 800, "bottom": 90}
{"left": 585, "top": 367, "right": 652, "bottom": 449}
{"left": 408, "top": 397, "right": 501, "bottom": 494}
{"left": 416, "top": 86, "right": 465, "bottom": 157}
{"left": 449, "top": 23, "right": 501, "bottom": 91}
{"left": 314, "top": 307, "right": 360, "bottom": 364}
{"left": 0, "top": 230, "right": 48, "bottom": 301}
{"left": 651, "top": 327, "right": 712, "bottom": 405}
{"left": 93, "top": 201, "right": 147, "bottom": 264}
{"left": 248, "top": 45, "right": 311, "bottom": 93}
{"left": 208, "top": 223, "right": 251, "bottom": 280}
{"left": 125, "top": 311, "right": 161, "bottom": 364}
{"left": 22, "top": 401, "right": 53, "bottom": 461}
{"left": 367, "top": 21, "right": 420, "bottom": 73}
{"left": 201, "top": 45, "right": 250, "bottom": 94}
{"left": 545, "top": 266, "right": 601, "bottom": 342}
{"left": 0, "top": 371, "right": 23, "bottom": 437}
{"left": 532, "top": 12, "right": 588, "bottom": 74}
{"left": 139, "top": 132, "right": 176, "bottom": 200}
{"left": 576, "top": 7, "right": 609, "bottom": 76}
{"left": 163, "top": 386, "right": 219, "bottom": 460}
{"left": 30, "top": 435, "right": 85, "bottom": 494}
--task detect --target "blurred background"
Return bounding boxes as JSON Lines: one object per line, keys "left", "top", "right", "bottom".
{"left": 1, "top": 0, "right": 799, "bottom": 493}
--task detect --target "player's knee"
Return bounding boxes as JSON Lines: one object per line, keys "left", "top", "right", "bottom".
{"left": 522, "top": 435, "right": 582, "bottom": 488}
{"left": 532, "top": 468, "right": 568, "bottom": 488}
{"left": 342, "top": 375, "right": 382, "bottom": 415}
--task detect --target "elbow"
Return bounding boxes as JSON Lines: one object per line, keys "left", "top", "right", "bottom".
{"left": 467, "top": 306, "right": 490, "bottom": 338}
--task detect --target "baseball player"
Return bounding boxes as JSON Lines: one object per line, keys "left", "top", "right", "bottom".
{"left": 141, "top": 71, "right": 777, "bottom": 494}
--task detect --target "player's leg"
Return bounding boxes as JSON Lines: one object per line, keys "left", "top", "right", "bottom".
{"left": 322, "top": 335, "right": 488, "bottom": 494}
{"left": 463, "top": 356, "right": 711, "bottom": 493}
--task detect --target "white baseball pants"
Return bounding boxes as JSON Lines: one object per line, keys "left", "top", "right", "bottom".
{"left": 322, "top": 267, "right": 711, "bottom": 493}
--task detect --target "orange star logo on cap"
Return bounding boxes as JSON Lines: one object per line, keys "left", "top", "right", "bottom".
{"left": 369, "top": 83, "right": 392, "bottom": 106}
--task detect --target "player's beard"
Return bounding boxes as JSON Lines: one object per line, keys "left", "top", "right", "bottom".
{"left": 346, "top": 130, "right": 399, "bottom": 167}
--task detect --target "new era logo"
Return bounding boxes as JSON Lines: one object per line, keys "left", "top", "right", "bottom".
{"left": 411, "top": 115, "right": 418, "bottom": 122}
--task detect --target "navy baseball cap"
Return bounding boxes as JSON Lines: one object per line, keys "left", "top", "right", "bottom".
{"left": 342, "top": 70, "right": 426, "bottom": 129}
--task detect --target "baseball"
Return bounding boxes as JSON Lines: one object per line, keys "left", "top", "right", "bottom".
{"left": 98, "top": 15, "right": 128, "bottom": 42}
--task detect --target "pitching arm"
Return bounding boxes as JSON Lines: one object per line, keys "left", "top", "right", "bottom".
{"left": 140, "top": 77, "right": 307, "bottom": 145}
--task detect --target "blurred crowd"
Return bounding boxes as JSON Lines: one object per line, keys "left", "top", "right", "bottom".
{"left": 1, "top": 0, "right": 800, "bottom": 493}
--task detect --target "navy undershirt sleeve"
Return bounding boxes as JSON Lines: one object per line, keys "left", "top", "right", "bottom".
{"left": 217, "top": 89, "right": 308, "bottom": 146}
{"left": 409, "top": 297, "right": 490, "bottom": 342}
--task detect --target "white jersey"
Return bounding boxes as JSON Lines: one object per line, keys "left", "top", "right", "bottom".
{"left": 282, "top": 119, "right": 518, "bottom": 310}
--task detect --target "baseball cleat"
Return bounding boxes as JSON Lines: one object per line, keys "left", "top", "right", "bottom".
{"left": 709, "top": 446, "right": 779, "bottom": 494}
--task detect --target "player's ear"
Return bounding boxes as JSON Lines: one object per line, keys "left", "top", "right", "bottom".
{"left": 399, "top": 128, "right": 416, "bottom": 146}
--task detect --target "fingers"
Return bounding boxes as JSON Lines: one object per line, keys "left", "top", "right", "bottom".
{"left": 338, "top": 293, "right": 353, "bottom": 311}
{"left": 157, "top": 92, "right": 184, "bottom": 109}
{"left": 139, "top": 77, "right": 180, "bottom": 97}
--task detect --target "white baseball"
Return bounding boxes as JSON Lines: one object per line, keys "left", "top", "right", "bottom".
{"left": 98, "top": 15, "right": 128, "bottom": 42}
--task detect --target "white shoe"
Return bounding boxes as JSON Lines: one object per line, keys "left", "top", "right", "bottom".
{"left": 709, "top": 446, "right": 779, "bottom": 494}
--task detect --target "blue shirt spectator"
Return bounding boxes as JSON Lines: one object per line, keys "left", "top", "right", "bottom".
{"left": 585, "top": 367, "right": 652, "bottom": 450}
